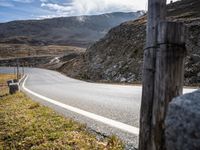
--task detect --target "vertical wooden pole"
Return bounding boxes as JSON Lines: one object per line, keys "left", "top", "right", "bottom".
{"left": 16, "top": 58, "right": 19, "bottom": 81}
{"left": 139, "top": 1, "right": 166, "bottom": 150}
{"left": 152, "top": 21, "right": 186, "bottom": 150}
{"left": 14, "top": 66, "right": 16, "bottom": 77}
{"left": 22, "top": 63, "right": 25, "bottom": 76}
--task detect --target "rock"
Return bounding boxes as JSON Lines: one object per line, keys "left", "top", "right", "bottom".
{"left": 165, "top": 90, "right": 200, "bottom": 150}
{"left": 7, "top": 79, "right": 13, "bottom": 86}
{"left": 190, "top": 54, "right": 200, "bottom": 63}
{"left": 9, "top": 83, "right": 19, "bottom": 95}
{"left": 127, "top": 74, "right": 135, "bottom": 82}
{"left": 197, "top": 72, "right": 200, "bottom": 77}
{"left": 120, "top": 77, "right": 127, "bottom": 82}
{"left": 13, "top": 79, "right": 18, "bottom": 83}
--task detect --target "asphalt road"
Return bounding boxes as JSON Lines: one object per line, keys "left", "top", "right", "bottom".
{"left": 0, "top": 67, "right": 197, "bottom": 149}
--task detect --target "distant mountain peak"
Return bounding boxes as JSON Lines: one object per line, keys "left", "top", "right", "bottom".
{"left": 0, "top": 11, "right": 142, "bottom": 47}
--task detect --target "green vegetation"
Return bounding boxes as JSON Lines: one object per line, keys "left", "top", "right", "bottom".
{"left": 0, "top": 74, "right": 124, "bottom": 150}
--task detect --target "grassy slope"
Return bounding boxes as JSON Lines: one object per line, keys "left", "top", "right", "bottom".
{"left": 0, "top": 44, "right": 86, "bottom": 59}
{"left": 0, "top": 74, "right": 16, "bottom": 96}
{"left": 0, "top": 74, "right": 16, "bottom": 83}
{"left": 0, "top": 74, "right": 124, "bottom": 149}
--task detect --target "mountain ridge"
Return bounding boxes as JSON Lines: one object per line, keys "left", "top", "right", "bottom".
{"left": 58, "top": 0, "right": 200, "bottom": 86}
{"left": 0, "top": 11, "right": 143, "bottom": 47}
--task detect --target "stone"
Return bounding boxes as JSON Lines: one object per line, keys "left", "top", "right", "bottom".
{"left": 7, "top": 80, "right": 13, "bottom": 86}
{"left": 191, "top": 54, "right": 200, "bottom": 63}
{"left": 197, "top": 72, "right": 200, "bottom": 77}
{"left": 120, "top": 77, "right": 127, "bottom": 82}
{"left": 165, "top": 90, "right": 200, "bottom": 150}
{"left": 9, "top": 83, "right": 19, "bottom": 95}
{"left": 13, "top": 79, "right": 19, "bottom": 83}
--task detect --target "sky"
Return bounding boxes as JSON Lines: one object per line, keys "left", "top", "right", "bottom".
{"left": 0, "top": 0, "right": 178, "bottom": 23}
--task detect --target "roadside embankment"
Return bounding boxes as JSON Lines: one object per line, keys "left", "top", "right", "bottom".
{"left": 0, "top": 74, "right": 124, "bottom": 149}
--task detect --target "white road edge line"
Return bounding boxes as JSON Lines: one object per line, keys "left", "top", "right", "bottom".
{"left": 22, "top": 75, "right": 140, "bottom": 135}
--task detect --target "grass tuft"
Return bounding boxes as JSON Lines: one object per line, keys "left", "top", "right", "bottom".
{"left": 28, "top": 103, "right": 40, "bottom": 110}
{"left": 0, "top": 74, "right": 124, "bottom": 149}
{"left": 0, "top": 74, "right": 16, "bottom": 96}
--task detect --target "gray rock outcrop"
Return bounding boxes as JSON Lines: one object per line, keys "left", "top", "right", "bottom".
{"left": 59, "top": 0, "right": 200, "bottom": 86}
{"left": 165, "top": 90, "right": 200, "bottom": 150}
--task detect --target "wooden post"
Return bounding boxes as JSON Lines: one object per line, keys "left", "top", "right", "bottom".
{"left": 139, "top": 0, "right": 166, "bottom": 150}
{"left": 14, "top": 66, "right": 16, "bottom": 77}
{"left": 152, "top": 21, "right": 186, "bottom": 150}
{"left": 139, "top": 0, "right": 186, "bottom": 149}
{"left": 16, "top": 58, "right": 20, "bottom": 81}
{"left": 22, "top": 64, "right": 25, "bottom": 75}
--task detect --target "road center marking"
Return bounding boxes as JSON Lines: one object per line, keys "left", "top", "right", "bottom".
{"left": 22, "top": 75, "right": 140, "bottom": 135}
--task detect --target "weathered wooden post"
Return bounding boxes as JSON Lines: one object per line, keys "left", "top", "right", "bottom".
{"left": 139, "top": 0, "right": 186, "bottom": 150}
{"left": 139, "top": 0, "right": 167, "bottom": 150}
{"left": 14, "top": 66, "right": 16, "bottom": 77}
{"left": 16, "top": 58, "right": 20, "bottom": 80}
{"left": 152, "top": 22, "right": 186, "bottom": 150}
{"left": 22, "top": 62, "right": 25, "bottom": 75}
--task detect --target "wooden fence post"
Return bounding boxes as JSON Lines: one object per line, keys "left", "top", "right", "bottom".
{"left": 152, "top": 21, "right": 186, "bottom": 150}
{"left": 16, "top": 58, "right": 20, "bottom": 81}
{"left": 139, "top": 0, "right": 166, "bottom": 150}
{"left": 139, "top": 1, "right": 186, "bottom": 149}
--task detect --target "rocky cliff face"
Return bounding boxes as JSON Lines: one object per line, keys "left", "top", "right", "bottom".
{"left": 59, "top": 0, "right": 200, "bottom": 86}
{"left": 165, "top": 90, "right": 200, "bottom": 150}
{"left": 185, "top": 24, "right": 200, "bottom": 85}
{"left": 84, "top": 17, "right": 146, "bottom": 83}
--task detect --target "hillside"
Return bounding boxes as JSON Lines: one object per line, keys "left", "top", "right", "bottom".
{"left": 58, "top": 0, "right": 200, "bottom": 86}
{"left": 0, "top": 12, "right": 143, "bottom": 47}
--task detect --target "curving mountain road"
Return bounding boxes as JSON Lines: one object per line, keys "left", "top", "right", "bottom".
{"left": 0, "top": 67, "right": 197, "bottom": 148}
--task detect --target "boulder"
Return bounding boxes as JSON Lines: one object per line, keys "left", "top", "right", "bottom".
{"left": 7, "top": 79, "right": 13, "bottom": 86}
{"left": 165, "top": 90, "right": 200, "bottom": 150}
{"left": 13, "top": 79, "right": 19, "bottom": 83}
{"left": 9, "top": 83, "right": 19, "bottom": 95}
{"left": 191, "top": 54, "right": 200, "bottom": 64}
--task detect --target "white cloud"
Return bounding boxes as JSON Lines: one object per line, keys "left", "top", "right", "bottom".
{"left": 72, "top": 0, "right": 143, "bottom": 14}
{"left": 41, "top": 0, "right": 147, "bottom": 17}
{"left": 41, "top": 3, "right": 72, "bottom": 12}
{"left": 36, "top": 15, "right": 60, "bottom": 19}
{"left": 40, "top": 0, "right": 179, "bottom": 18}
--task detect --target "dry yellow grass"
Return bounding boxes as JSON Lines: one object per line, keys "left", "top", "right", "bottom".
{"left": 0, "top": 74, "right": 16, "bottom": 96}
{"left": 0, "top": 74, "right": 16, "bottom": 84}
{"left": 0, "top": 74, "right": 124, "bottom": 150}
{"left": 0, "top": 44, "right": 86, "bottom": 58}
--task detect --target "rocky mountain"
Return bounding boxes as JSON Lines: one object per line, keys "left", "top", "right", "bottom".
{"left": 0, "top": 12, "right": 143, "bottom": 47}
{"left": 58, "top": 0, "right": 200, "bottom": 86}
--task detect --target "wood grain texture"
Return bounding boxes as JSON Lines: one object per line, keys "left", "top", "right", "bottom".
{"left": 152, "top": 22, "right": 186, "bottom": 150}
{"left": 139, "top": 0, "right": 167, "bottom": 150}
